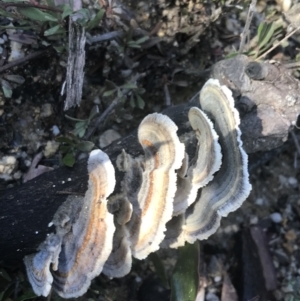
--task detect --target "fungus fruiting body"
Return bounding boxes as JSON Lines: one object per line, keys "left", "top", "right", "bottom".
{"left": 24, "top": 79, "right": 252, "bottom": 298}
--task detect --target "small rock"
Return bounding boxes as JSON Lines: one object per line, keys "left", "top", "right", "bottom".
{"left": 13, "top": 170, "right": 22, "bottom": 180}
{"left": 214, "top": 276, "right": 222, "bottom": 282}
{"left": 44, "top": 141, "right": 59, "bottom": 158}
{"left": 40, "top": 103, "right": 53, "bottom": 118}
{"left": 99, "top": 129, "right": 121, "bottom": 148}
{"left": 270, "top": 212, "right": 282, "bottom": 223}
{"left": 288, "top": 176, "right": 298, "bottom": 188}
{"left": 285, "top": 229, "right": 297, "bottom": 241}
{"left": 0, "top": 155, "right": 18, "bottom": 180}
{"left": 255, "top": 197, "right": 264, "bottom": 205}
{"left": 51, "top": 125, "right": 60, "bottom": 136}
{"left": 250, "top": 215, "right": 258, "bottom": 224}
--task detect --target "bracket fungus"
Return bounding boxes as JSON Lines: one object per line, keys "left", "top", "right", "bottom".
{"left": 173, "top": 106, "right": 222, "bottom": 216}
{"left": 183, "top": 79, "right": 251, "bottom": 242}
{"left": 24, "top": 79, "right": 252, "bottom": 298}
{"left": 126, "top": 113, "right": 185, "bottom": 259}
{"left": 163, "top": 79, "right": 252, "bottom": 248}
{"left": 24, "top": 150, "right": 116, "bottom": 298}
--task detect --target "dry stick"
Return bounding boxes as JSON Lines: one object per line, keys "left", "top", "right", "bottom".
{"left": 84, "top": 98, "right": 119, "bottom": 140}
{"left": 284, "top": 61, "right": 300, "bottom": 69}
{"left": 0, "top": 49, "right": 50, "bottom": 73}
{"left": 256, "top": 26, "right": 300, "bottom": 61}
{"left": 0, "top": 2, "right": 62, "bottom": 12}
{"left": 239, "top": 0, "right": 257, "bottom": 54}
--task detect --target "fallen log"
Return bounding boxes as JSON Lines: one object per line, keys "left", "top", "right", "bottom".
{"left": 0, "top": 55, "right": 299, "bottom": 265}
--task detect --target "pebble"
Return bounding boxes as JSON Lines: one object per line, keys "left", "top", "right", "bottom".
{"left": 44, "top": 141, "right": 59, "bottom": 158}
{"left": 52, "top": 125, "right": 60, "bottom": 136}
{"left": 0, "top": 156, "right": 18, "bottom": 180}
{"left": 255, "top": 197, "right": 264, "bottom": 205}
{"left": 99, "top": 129, "right": 121, "bottom": 148}
{"left": 288, "top": 176, "right": 298, "bottom": 188}
{"left": 270, "top": 212, "right": 282, "bottom": 223}
{"left": 285, "top": 229, "right": 297, "bottom": 241}
{"left": 40, "top": 103, "right": 53, "bottom": 118}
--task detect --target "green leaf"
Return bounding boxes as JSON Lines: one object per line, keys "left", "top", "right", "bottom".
{"left": 77, "top": 128, "right": 86, "bottom": 138}
{"left": 88, "top": 105, "right": 99, "bottom": 121}
{"left": 15, "top": 290, "right": 37, "bottom": 301}
{"left": 149, "top": 253, "right": 169, "bottom": 288}
{"left": 170, "top": 242, "right": 199, "bottom": 301}
{"left": 127, "top": 42, "right": 141, "bottom": 48}
{"left": 73, "top": 8, "right": 90, "bottom": 25}
{"left": 74, "top": 121, "right": 87, "bottom": 129}
{"left": 135, "top": 93, "right": 145, "bottom": 109}
{"left": 62, "top": 153, "right": 75, "bottom": 167}
{"left": 76, "top": 141, "right": 95, "bottom": 152}
{"left": 53, "top": 45, "right": 65, "bottom": 53}
{"left": 86, "top": 8, "right": 105, "bottom": 30}
{"left": 65, "top": 114, "right": 85, "bottom": 122}
{"left": 3, "top": 74, "right": 25, "bottom": 84}
{"left": 1, "top": 80, "right": 12, "bottom": 98}
{"left": 0, "top": 8, "right": 16, "bottom": 19}
{"left": 55, "top": 136, "right": 74, "bottom": 144}
{"left": 62, "top": 4, "right": 72, "bottom": 19}
{"left": 257, "top": 22, "right": 275, "bottom": 50}
{"left": 17, "top": 7, "right": 58, "bottom": 22}
{"left": 117, "top": 88, "right": 123, "bottom": 98}
{"left": 73, "top": 125, "right": 87, "bottom": 138}
{"left": 44, "top": 24, "right": 61, "bottom": 36}
{"left": 103, "top": 89, "right": 116, "bottom": 97}
{"left": 134, "top": 36, "right": 149, "bottom": 44}
{"left": 121, "top": 82, "right": 137, "bottom": 89}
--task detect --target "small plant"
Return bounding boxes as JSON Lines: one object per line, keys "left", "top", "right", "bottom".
{"left": 55, "top": 106, "right": 99, "bottom": 167}
{"left": 103, "top": 80, "right": 146, "bottom": 109}
{"left": 56, "top": 134, "right": 95, "bottom": 167}
{"left": 1, "top": 75, "right": 25, "bottom": 98}
{"left": 283, "top": 277, "right": 300, "bottom": 301}
{"left": 65, "top": 105, "right": 99, "bottom": 138}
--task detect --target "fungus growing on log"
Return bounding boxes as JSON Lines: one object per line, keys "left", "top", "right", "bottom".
{"left": 173, "top": 107, "right": 222, "bottom": 216}
{"left": 24, "top": 79, "right": 252, "bottom": 298}
{"left": 24, "top": 150, "right": 116, "bottom": 298}
{"left": 126, "top": 113, "right": 185, "bottom": 259}
{"left": 163, "top": 79, "right": 251, "bottom": 248}
{"left": 184, "top": 79, "right": 252, "bottom": 242}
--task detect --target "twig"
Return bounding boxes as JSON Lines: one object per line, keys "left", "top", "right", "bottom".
{"left": 84, "top": 98, "right": 119, "bottom": 140}
{"left": 239, "top": 0, "right": 257, "bottom": 54}
{"left": 256, "top": 26, "right": 300, "bottom": 61}
{"left": 0, "top": 2, "right": 62, "bottom": 12}
{"left": 283, "top": 61, "right": 300, "bottom": 69}
{"left": 0, "top": 48, "right": 50, "bottom": 73}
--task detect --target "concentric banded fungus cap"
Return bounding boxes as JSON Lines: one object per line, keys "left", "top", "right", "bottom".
{"left": 173, "top": 107, "right": 222, "bottom": 216}
{"left": 184, "top": 79, "right": 252, "bottom": 242}
{"left": 52, "top": 149, "right": 116, "bottom": 298}
{"left": 127, "top": 113, "right": 185, "bottom": 259}
{"left": 24, "top": 234, "right": 62, "bottom": 297}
